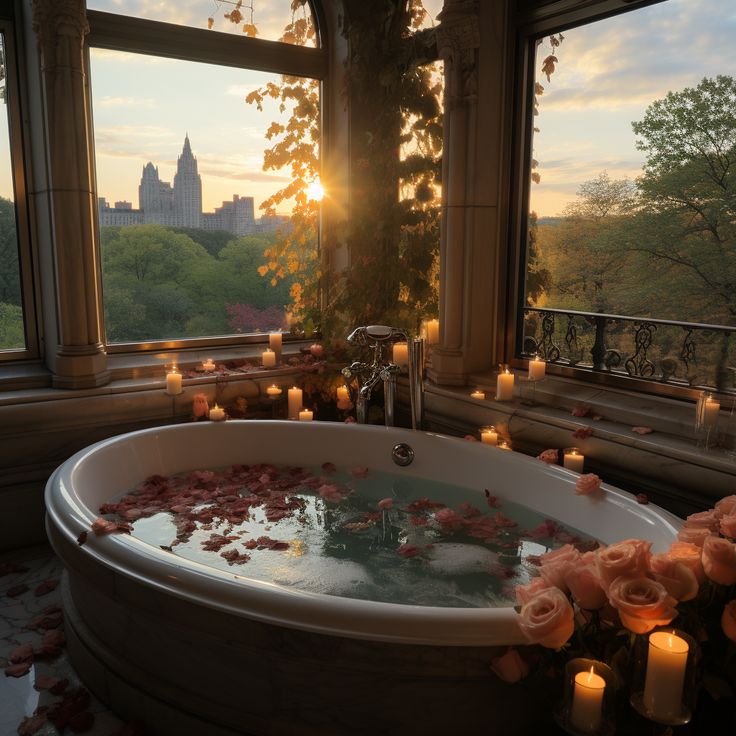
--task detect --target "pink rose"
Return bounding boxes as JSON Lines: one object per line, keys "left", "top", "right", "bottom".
{"left": 518, "top": 587, "right": 575, "bottom": 649}
{"left": 684, "top": 509, "right": 720, "bottom": 532}
{"left": 564, "top": 552, "right": 607, "bottom": 610}
{"left": 515, "top": 577, "right": 550, "bottom": 606}
{"left": 722, "top": 600, "right": 736, "bottom": 643}
{"left": 537, "top": 449, "right": 559, "bottom": 464}
{"left": 668, "top": 541, "right": 705, "bottom": 583}
{"left": 719, "top": 513, "right": 736, "bottom": 539}
{"left": 463, "top": 434, "right": 478, "bottom": 441}
{"left": 309, "top": 343, "right": 324, "bottom": 357}
{"left": 595, "top": 539, "right": 652, "bottom": 590}
{"left": 192, "top": 393, "right": 209, "bottom": 418}
{"left": 702, "top": 535, "right": 736, "bottom": 586}
{"left": 676, "top": 526, "right": 714, "bottom": 547}
{"left": 607, "top": 576, "right": 678, "bottom": 634}
{"left": 715, "top": 495, "right": 736, "bottom": 517}
{"left": 490, "top": 648, "right": 529, "bottom": 683}
{"left": 575, "top": 473, "right": 602, "bottom": 496}
{"left": 344, "top": 416, "right": 356, "bottom": 423}
{"left": 649, "top": 554, "right": 699, "bottom": 601}
{"left": 378, "top": 498, "right": 393, "bottom": 510}
{"left": 538, "top": 544, "right": 581, "bottom": 592}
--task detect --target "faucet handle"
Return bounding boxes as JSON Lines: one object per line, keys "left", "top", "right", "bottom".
{"left": 365, "top": 325, "right": 393, "bottom": 340}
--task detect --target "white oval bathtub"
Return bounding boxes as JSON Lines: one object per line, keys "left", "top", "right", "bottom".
{"left": 45, "top": 421, "right": 681, "bottom": 735}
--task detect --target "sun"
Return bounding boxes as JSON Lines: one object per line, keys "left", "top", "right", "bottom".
{"left": 305, "top": 177, "right": 325, "bottom": 202}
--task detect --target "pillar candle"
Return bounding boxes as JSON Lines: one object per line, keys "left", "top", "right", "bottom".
{"left": 288, "top": 386, "right": 303, "bottom": 419}
{"left": 202, "top": 358, "right": 215, "bottom": 372}
{"left": 299, "top": 408, "right": 313, "bottom": 421}
{"left": 262, "top": 349, "right": 276, "bottom": 368}
{"left": 266, "top": 384, "right": 282, "bottom": 398}
{"left": 496, "top": 369, "right": 515, "bottom": 401}
{"left": 480, "top": 427, "right": 498, "bottom": 446}
{"left": 643, "top": 631, "right": 689, "bottom": 721}
{"left": 392, "top": 341, "right": 409, "bottom": 369}
{"left": 570, "top": 667, "right": 605, "bottom": 734}
{"left": 165, "top": 367, "right": 182, "bottom": 395}
{"left": 269, "top": 332, "right": 282, "bottom": 362}
{"left": 528, "top": 356, "right": 546, "bottom": 381}
{"left": 563, "top": 448, "right": 585, "bottom": 473}
{"left": 337, "top": 385, "right": 350, "bottom": 402}
{"left": 470, "top": 389, "right": 486, "bottom": 400}
{"left": 209, "top": 404, "right": 225, "bottom": 422}
{"left": 703, "top": 396, "right": 720, "bottom": 428}
{"left": 426, "top": 318, "right": 439, "bottom": 345}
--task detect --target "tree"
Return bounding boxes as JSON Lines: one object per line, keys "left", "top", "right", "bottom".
{"left": 0, "top": 302, "right": 23, "bottom": 349}
{"left": 0, "top": 196, "right": 20, "bottom": 305}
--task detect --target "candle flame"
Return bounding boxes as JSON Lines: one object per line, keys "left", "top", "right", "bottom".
{"left": 587, "top": 666, "right": 595, "bottom": 684}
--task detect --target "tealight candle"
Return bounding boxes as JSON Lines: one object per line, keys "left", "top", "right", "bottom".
{"left": 426, "top": 318, "right": 439, "bottom": 345}
{"left": 269, "top": 332, "right": 282, "bottom": 362}
{"left": 262, "top": 348, "right": 276, "bottom": 368}
{"left": 202, "top": 358, "right": 215, "bottom": 372}
{"left": 266, "top": 384, "right": 282, "bottom": 398}
{"left": 392, "top": 341, "right": 409, "bottom": 369}
{"left": 470, "top": 389, "right": 486, "bottom": 400}
{"left": 528, "top": 355, "right": 546, "bottom": 381}
{"left": 563, "top": 448, "right": 585, "bottom": 473}
{"left": 288, "top": 386, "right": 303, "bottom": 420}
{"left": 480, "top": 426, "right": 498, "bottom": 446}
{"left": 496, "top": 368, "right": 515, "bottom": 401}
{"left": 299, "top": 408, "right": 313, "bottom": 421}
{"left": 497, "top": 440, "right": 512, "bottom": 451}
{"left": 570, "top": 666, "right": 606, "bottom": 733}
{"left": 337, "top": 384, "right": 350, "bottom": 402}
{"left": 643, "top": 631, "right": 689, "bottom": 721}
{"left": 165, "top": 367, "right": 182, "bottom": 395}
{"left": 209, "top": 404, "right": 225, "bottom": 422}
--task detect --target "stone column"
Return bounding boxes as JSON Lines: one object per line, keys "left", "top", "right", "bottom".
{"left": 32, "top": 0, "right": 109, "bottom": 388}
{"left": 427, "top": 0, "right": 508, "bottom": 386}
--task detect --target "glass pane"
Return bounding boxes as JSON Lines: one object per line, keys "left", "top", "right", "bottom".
{"left": 0, "top": 34, "right": 25, "bottom": 352}
{"left": 91, "top": 48, "right": 319, "bottom": 343}
{"left": 87, "top": 0, "right": 318, "bottom": 47}
{"left": 523, "top": 0, "right": 736, "bottom": 388}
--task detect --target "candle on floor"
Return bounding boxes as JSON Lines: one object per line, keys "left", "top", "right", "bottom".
{"left": 563, "top": 448, "right": 585, "bottom": 473}
{"left": 392, "top": 341, "right": 409, "bottom": 369}
{"left": 266, "top": 384, "right": 282, "bottom": 398}
{"left": 165, "top": 367, "right": 182, "bottom": 395}
{"left": 480, "top": 426, "right": 498, "bottom": 446}
{"left": 209, "top": 404, "right": 225, "bottom": 422}
{"left": 202, "top": 358, "right": 215, "bottom": 372}
{"left": 269, "top": 332, "right": 282, "bottom": 362}
{"left": 426, "top": 318, "right": 439, "bottom": 345}
{"left": 643, "top": 631, "right": 689, "bottom": 721}
{"left": 528, "top": 355, "right": 546, "bottom": 381}
{"left": 288, "top": 386, "right": 303, "bottom": 419}
{"left": 262, "top": 348, "right": 276, "bottom": 368}
{"left": 299, "top": 408, "right": 313, "bottom": 421}
{"left": 337, "top": 384, "right": 350, "bottom": 402}
{"left": 570, "top": 666, "right": 605, "bottom": 733}
{"left": 470, "top": 389, "right": 486, "bottom": 400}
{"left": 496, "top": 368, "right": 515, "bottom": 401}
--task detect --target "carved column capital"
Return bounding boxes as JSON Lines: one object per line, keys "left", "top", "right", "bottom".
{"left": 436, "top": 1, "right": 480, "bottom": 106}
{"left": 32, "top": 0, "right": 88, "bottom": 61}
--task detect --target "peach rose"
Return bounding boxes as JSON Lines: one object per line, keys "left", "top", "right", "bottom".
{"left": 490, "top": 648, "right": 530, "bottom": 683}
{"left": 595, "top": 539, "right": 652, "bottom": 590}
{"left": 676, "top": 526, "right": 714, "bottom": 547}
{"left": 515, "top": 577, "right": 550, "bottom": 606}
{"left": 564, "top": 552, "right": 607, "bottom": 610}
{"left": 702, "top": 535, "right": 736, "bottom": 586}
{"left": 668, "top": 541, "right": 705, "bottom": 583}
{"left": 683, "top": 509, "right": 720, "bottom": 532}
{"left": 537, "top": 449, "right": 559, "bottom": 465}
{"left": 722, "top": 600, "right": 736, "bottom": 643}
{"left": 715, "top": 495, "right": 736, "bottom": 517}
{"left": 575, "top": 473, "right": 602, "bottom": 496}
{"left": 309, "top": 343, "right": 324, "bottom": 357}
{"left": 607, "top": 576, "right": 678, "bottom": 634}
{"left": 649, "top": 554, "right": 699, "bottom": 601}
{"left": 719, "top": 513, "right": 736, "bottom": 539}
{"left": 539, "top": 544, "right": 581, "bottom": 593}
{"left": 518, "top": 587, "right": 575, "bottom": 649}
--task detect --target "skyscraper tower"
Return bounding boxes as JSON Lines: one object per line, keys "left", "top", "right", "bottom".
{"left": 173, "top": 134, "right": 202, "bottom": 228}
{"left": 139, "top": 162, "right": 173, "bottom": 222}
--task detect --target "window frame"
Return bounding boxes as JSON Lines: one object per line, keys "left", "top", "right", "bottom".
{"left": 85, "top": 7, "right": 327, "bottom": 354}
{"left": 506, "top": 0, "right": 733, "bottom": 402}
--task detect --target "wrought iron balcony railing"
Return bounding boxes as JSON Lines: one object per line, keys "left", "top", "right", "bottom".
{"left": 521, "top": 307, "right": 736, "bottom": 395}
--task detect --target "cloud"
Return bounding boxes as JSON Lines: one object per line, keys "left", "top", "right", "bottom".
{"left": 97, "top": 96, "right": 155, "bottom": 107}
{"left": 226, "top": 84, "right": 262, "bottom": 98}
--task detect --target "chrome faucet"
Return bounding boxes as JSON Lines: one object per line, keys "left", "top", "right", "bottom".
{"left": 343, "top": 325, "right": 424, "bottom": 429}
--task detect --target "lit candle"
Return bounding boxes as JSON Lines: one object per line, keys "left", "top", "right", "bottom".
{"left": 266, "top": 384, "right": 282, "bottom": 398}
{"left": 470, "top": 389, "right": 486, "bottom": 400}
{"left": 703, "top": 396, "right": 720, "bottom": 428}
{"left": 392, "top": 341, "right": 409, "bottom": 369}
{"left": 570, "top": 666, "right": 606, "bottom": 734}
{"left": 497, "top": 440, "right": 512, "bottom": 451}
{"left": 165, "top": 367, "right": 182, "bottom": 395}
{"left": 563, "top": 448, "right": 585, "bottom": 473}
{"left": 299, "top": 408, "right": 313, "bottom": 422}
{"left": 528, "top": 356, "right": 546, "bottom": 381}
{"left": 496, "top": 369, "right": 515, "bottom": 401}
{"left": 426, "top": 318, "right": 440, "bottom": 345}
{"left": 337, "top": 384, "right": 350, "bottom": 402}
{"left": 480, "top": 426, "right": 498, "bottom": 446}
{"left": 202, "top": 358, "right": 215, "bottom": 372}
{"left": 288, "top": 386, "right": 303, "bottom": 420}
{"left": 643, "top": 631, "right": 689, "bottom": 721}
{"left": 209, "top": 404, "right": 225, "bottom": 422}
{"left": 269, "top": 332, "right": 282, "bottom": 362}
{"left": 262, "top": 348, "right": 276, "bottom": 368}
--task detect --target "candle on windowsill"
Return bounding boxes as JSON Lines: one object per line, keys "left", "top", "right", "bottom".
{"left": 570, "top": 666, "right": 605, "bottom": 734}
{"left": 299, "top": 408, "right": 314, "bottom": 422}
{"left": 288, "top": 386, "right": 303, "bottom": 419}
{"left": 563, "top": 447, "right": 585, "bottom": 473}
{"left": 209, "top": 404, "right": 226, "bottom": 422}
{"left": 480, "top": 426, "right": 498, "bottom": 446}
{"left": 202, "top": 358, "right": 215, "bottom": 372}
{"left": 262, "top": 348, "right": 276, "bottom": 368}
{"left": 470, "top": 389, "right": 486, "bottom": 400}
{"left": 165, "top": 367, "right": 182, "bottom": 396}
{"left": 269, "top": 332, "right": 282, "bottom": 362}
{"left": 392, "top": 341, "right": 409, "bottom": 369}
{"left": 337, "top": 384, "right": 350, "bottom": 402}
{"left": 643, "top": 631, "right": 689, "bottom": 721}
{"left": 496, "top": 367, "right": 515, "bottom": 401}
{"left": 426, "top": 318, "right": 439, "bottom": 345}
{"left": 266, "top": 384, "right": 282, "bottom": 398}
{"left": 528, "top": 355, "right": 546, "bottom": 381}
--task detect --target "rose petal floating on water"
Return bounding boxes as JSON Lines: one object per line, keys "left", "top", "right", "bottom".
{"left": 397, "top": 544, "right": 422, "bottom": 558}
{"left": 321, "top": 462, "right": 336, "bottom": 473}
{"left": 484, "top": 490, "right": 499, "bottom": 508}
{"left": 350, "top": 466, "right": 369, "bottom": 478}
{"left": 10, "top": 642, "right": 34, "bottom": 664}
{"left": 34, "top": 674, "right": 62, "bottom": 691}
{"left": 6, "top": 584, "right": 28, "bottom": 598}
{"left": 378, "top": 498, "right": 393, "bottom": 510}
{"left": 34, "top": 579, "right": 59, "bottom": 597}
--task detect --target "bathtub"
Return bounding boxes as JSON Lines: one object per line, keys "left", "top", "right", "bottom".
{"left": 46, "top": 421, "right": 680, "bottom": 735}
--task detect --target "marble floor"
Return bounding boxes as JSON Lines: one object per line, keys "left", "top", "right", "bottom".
{"left": 0, "top": 547, "right": 130, "bottom": 736}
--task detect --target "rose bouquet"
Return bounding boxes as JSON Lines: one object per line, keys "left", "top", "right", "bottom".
{"left": 494, "top": 494, "right": 736, "bottom": 733}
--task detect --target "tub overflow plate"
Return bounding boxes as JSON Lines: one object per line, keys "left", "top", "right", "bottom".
{"left": 392, "top": 443, "right": 414, "bottom": 467}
